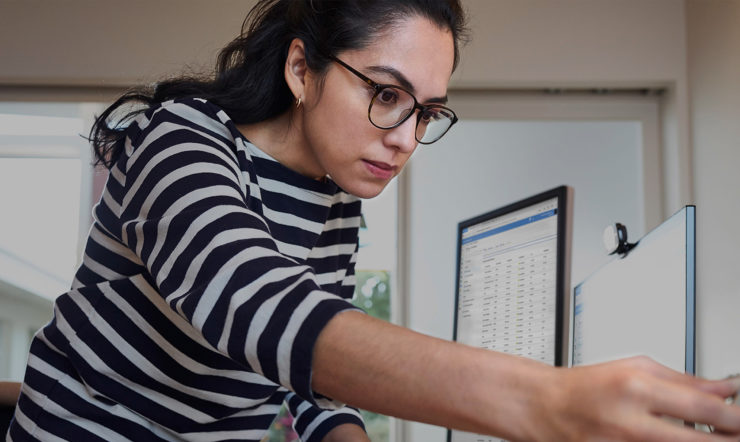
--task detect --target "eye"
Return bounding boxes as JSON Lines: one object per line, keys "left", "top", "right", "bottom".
{"left": 376, "top": 88, "right": 400, "bottom": 105}
{"left": 420, "top": 108, "right": 442, "bottom": 125}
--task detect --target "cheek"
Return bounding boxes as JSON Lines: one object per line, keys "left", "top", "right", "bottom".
{"left": 312, "top": 107, "right": 375, "bottom": 158}
{"left": 312, "top": 81, "right": 374, "bottom": 137}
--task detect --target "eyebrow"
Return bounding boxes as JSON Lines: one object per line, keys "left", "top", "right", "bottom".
{"left": 366, "top": 65, "right": 449, "bottom": 104}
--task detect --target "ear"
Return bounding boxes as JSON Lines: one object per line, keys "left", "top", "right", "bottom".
{"left": 284, "top": 38, "right": 309, "bottom": 102}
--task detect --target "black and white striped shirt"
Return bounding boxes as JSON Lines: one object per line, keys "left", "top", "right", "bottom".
{"left": 9, "top": 98, "right": 364, "bottom": 441}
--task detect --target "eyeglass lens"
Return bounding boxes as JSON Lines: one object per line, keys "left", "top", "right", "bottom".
{"left": 369, "top": 86, "right": 455, "bottom": 144}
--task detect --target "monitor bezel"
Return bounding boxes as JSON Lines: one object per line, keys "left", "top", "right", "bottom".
{"left": 451, "top": 185, "right": 573, "bottom": 366}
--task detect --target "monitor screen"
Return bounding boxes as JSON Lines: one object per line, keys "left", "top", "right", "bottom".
{"left": 449, "top": 186, "right": 573, "bottom": 442}
{"left": 572, "top": 206, "right": 695, "bottom": 374}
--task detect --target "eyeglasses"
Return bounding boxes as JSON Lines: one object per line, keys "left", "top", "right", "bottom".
{"left": 329, "top": 56, "right": 458, "bottom": 145}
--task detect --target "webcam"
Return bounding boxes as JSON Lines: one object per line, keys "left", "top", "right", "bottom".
{"left": 602, "top": 222, "right": 638, "bottom": 257}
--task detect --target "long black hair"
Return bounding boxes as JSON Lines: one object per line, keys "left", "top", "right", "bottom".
{"left": 90, "top": 0, "right": 468, "bottom": 169}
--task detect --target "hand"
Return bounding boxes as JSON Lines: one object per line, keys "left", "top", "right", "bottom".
{"left": 321, "top": 423, "right": 370, "bottom": 442}
{"left": 534, "top": 356, "right": 740, "bottom": 441}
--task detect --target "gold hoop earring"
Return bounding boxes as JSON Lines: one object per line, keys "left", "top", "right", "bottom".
{"left": 296, "top": 97, "right": 302, "bottom": 109}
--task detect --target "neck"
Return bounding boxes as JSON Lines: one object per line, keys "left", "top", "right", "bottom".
{"left": 237, "top": 110, "right": 326, "bottom": 180}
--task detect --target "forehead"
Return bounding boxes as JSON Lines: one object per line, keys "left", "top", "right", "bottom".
{"left": 339, "top": 16, "right": 455, "bottom": 101}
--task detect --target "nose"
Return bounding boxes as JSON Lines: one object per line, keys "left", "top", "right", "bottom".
{"left": 383, "top": 114, "right": 418, "bottom": 154}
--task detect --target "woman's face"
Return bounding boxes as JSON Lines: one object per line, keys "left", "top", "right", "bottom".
{"left": 300, "top": 16, "right": 455, "bottom": 199}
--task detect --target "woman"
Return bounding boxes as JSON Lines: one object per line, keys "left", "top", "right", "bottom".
{"left": 8, "top": 0, "right": 740, "bottom": 441}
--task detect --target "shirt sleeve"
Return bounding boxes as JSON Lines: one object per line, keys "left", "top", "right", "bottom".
{"left": 116, "top": 99, "right": 359, "bottom": 409}
{"left": 285, "top": 392, "right": 365, "bottom": 442}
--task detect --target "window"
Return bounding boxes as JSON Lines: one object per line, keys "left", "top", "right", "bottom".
{"left": 0, "top": 101, "right": 105, "bottom": 380}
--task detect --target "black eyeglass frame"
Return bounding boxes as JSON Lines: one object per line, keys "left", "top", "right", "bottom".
{"left": 328, "top": 55, "right": 458, "bottom": 145}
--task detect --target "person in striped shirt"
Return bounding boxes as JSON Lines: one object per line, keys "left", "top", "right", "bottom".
{"left": 8, "top": 0, "right": 740, "bottom": 441}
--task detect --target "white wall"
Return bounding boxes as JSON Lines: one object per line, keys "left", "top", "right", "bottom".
{"left": 455, "top": 0, "right": 693, "bottom": 219}
{"left": 454, "top": 0, "right": 687, "bottom": 88}
{"left": 0, "top": 0, "right": 686, "bottom": 88}
{"left": 0, "top": 0, "right": 253, "bottom": 87}
{"left": 686, "top": 0, "right": 740, "bottom": 380}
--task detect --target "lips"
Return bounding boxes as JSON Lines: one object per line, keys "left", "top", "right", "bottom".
{"left": 363, "top": 159, "right": 397, "bottom": 179}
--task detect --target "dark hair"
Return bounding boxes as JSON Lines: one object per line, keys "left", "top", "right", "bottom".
{"left": 90, "top": 0, "right": 468, "bottom": 169}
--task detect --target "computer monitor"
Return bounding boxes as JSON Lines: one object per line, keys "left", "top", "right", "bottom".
{"left": 572, "top": 206, "right": 696, "bottom": 374}
{"left": 449, "top": 186, "right": 573, "bottom": 442}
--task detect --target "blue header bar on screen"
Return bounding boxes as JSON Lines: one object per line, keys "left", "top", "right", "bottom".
{"left": 462, "top": 209, "right": 557, "bottom": 245}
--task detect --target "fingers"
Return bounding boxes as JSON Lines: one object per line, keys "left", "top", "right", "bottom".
{"left": 567, "top": 358, "right": 740, "bottom": 440}
{"left": 647, "top": 375, "right": 740, "bottom": 435}
{"left": 628, "top": 356, "right": 740, "bottom": 399}
{"left": 726, "top": 376, "right": 740, "bottom": 400}
{"left": 695, "top": 377, "right": 740, "bottom": 399}
{"left": 635, "top": 415, "right": 740, "bottom": 442}
{"left": 602, "top": 357, "right": 740, "bottom": 437}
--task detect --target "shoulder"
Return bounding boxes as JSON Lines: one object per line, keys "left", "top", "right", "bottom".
{"left": 119, "top": 98, "right": 247, "bottom": 169}
{"left": 127, "top": 98, "right": 235, "bottom": 148}
{"left": 117, "top": 98, "right": 248, "bottom": 179}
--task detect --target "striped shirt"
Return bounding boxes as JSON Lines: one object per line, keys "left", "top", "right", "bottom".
{"left": 8, "top": 98, "right": 365, "bottom": 441}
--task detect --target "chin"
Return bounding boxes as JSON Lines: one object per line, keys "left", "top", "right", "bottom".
{"left": 341, "top": 179, "right": 389, "bottom": 199}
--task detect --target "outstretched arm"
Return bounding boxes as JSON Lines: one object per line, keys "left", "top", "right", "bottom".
{"left": 313, "top": 311, "right": 740, "bottom": 441}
